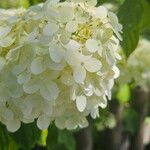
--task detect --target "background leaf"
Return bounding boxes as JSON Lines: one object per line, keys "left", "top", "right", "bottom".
{"left": 117, "top": 84, "right": 131, "bottom": 104}
{"left": 118, "top": 0, "right": 150, "bottom": 57}
{"left": 58, "top": 130, "right": 75, "bottom": 150}
{"left": 10, "top": 123, "right": 41, "bottom": 150}
{"left": 47, "top": 125, "right": 75, "bottom": 150}
{"left": 118, "top": 0, "right": 143, "bottom": 56}
{"left": 0, "top": 124, "right": 18, "bottom": 150}
{"left": 123, "top": 108, "right": 139, "bottom": 134}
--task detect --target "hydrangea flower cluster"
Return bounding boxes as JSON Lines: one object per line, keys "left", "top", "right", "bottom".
{"left": 128, "top": 39, "right": 150, "bottom": 90}
{"left": 0, "top": 0, "right": 122, "bottom": 132}
{"left": 118, "top": 39, "right": 150, "bottom": 91}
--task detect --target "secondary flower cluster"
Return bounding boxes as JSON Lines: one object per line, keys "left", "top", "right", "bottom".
{"left": 0, "top": 0, "right": 122, "bottom": 132}
{"left": 118, "top": 39, "right": 150, "bottom": 91}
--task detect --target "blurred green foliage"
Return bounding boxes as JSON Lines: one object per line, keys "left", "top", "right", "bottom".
{"left": 118, "top": 0, "right": 150, "bottom": 56}
{"left": 0, "top": 124, "right": 18, "bottom": 150}
{"left": 47, "top": 125, "right": 75, "bottom": 150}
{"left": 117, "top": 84, "right": 131, "bottom": 104}
{"left": 0, "top": 0, "right": 46, "bottom": 8}
{"left": 123, "top": 108, "right": 139, "bottom": 135}
{"left": 10, "top": 123, "right": 41, "bottom": 150}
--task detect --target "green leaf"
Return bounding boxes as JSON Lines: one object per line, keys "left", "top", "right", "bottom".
{"left": 97, "top": 0, "right": 125, "bottom": 5}
{"left": 118, "top": 0, "right": 143, "bottom": 57}
{"left": 10, "top": 123, "right": 41, "bottom": 150}
{"left": 39, "top": 129, "right": 48, "bottom": 146}
{"left": 47, "top": 125, "right": 75, "bottom": 150}
{"left": 117, "top": 84, "right": 131, "bottom": 104}
{"left": 58, "top": 130, "right": 75, "bottom": 150}
{"left": 0, "top": 124, "right": 18, "bottom": 150}
{"left": 140, "top": 0, "right": 150, "bottom": 29}
{"left": 46, "top": 125, "right": 63, "bottom": 150}
{"left": 118, "top": 0, "right": 150, "bottom": 57}
{"left": 123, "top": 108, "right": 139, "bottom": 134}
{"left": 19, "top": 0, "right": 30, "bottom": 8}
{"left": 29, "top": 0, "right": 46, "bottom": 5}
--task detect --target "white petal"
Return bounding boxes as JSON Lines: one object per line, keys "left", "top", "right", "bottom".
{"left": 75, "top": 8, "right": 90, "bottom": 24}
{"left": 102, "top": 79, "right": 114, "bottom": 100}
{"left": 73, "top": 65, "right": 86, "bottom": 84}
{"left": 40, "top": 81, "right": 59, "bottom": 101}
{"left": 86, "top": 0, "right": 97, "bottom": 6}
{"left": 6, "top": 46, "right": 21, "bottom": 61}
{"left": 44, "top": 0, "right": 60, "bottom": 21}
{"left": 79, "top": 118, "right": 89, "bottom": 128}
{"left": 55, "top": 118, "right": 66, "bottom": 130}
{"left": 65, "top": 49, "right": 81, "bottom": 67}
{"left": 99, "top": 95, "right": 107, "bottom": 108}
{"left": 30, "top": 57, "right": 46, "bottom": 75}
{"left": 61, "top": 72, "right": 74, "bottom": 86}
{"left": 66, "top": 21, "right": 78, "bottom": 33}
{"left": 47, "top": 59, "right": 65, "bottom": 70}
{"left": 97, "top": 45, "right": 103, "bottom": 56}
{"left": 58, "top": 6, "right": 74, "bottom": 23}
{"left": 27, "top": 6, "right": 44, "bottom": 20}
{"left": 84, "top": 58, "right": 102, "bottom": 72}
{"left": 112, "top": 65, "right": 120, "bottom": 78}
{"left": 94, "top": 88, "right": 102, "bottom": 96}
{"left": 101, "top": 28, "right": 113, "bottom": 43}
{"left": 23, "top": 78, "right": 39, "bottom": 94}
{"left": 84, "top": 84, "right": 94, "bottom": 96}
{"left": 95, "top": 6, "right": 108, "bottom": 19}
{"left": 65, "top": 40, "right": 81, "bottom": 51}
{"left": 0, "top": 57, "right": 6, "bottom": 71}
{"left": 42, "top": 102, "right": 53, "bottom": 115}
{"left": 108, "top": 12, "right": 118, "bottom": 24}
{"left": 76, "top": 95, "right": 87, "bottom": 112}
{"left": 6, "top": 119, "right": 21, "bottom": 132}
{"left": 43, "top": 22, "right": 59, "bottom": 36}
{"left": 85, "top": 39, "right": 99, "bottom": 53}
{"left": 90, "top": 108, "right": 99, "bottom": 119}
{"left": 59, "top": 30, "right": 70, "bottom": 44}
{"left": 114, "top": 30, "right": 123, "bottom": 41}
{"left": 9, "top": 84, "right": 23, "bottom": 98}
{"left": 66, "top": 119, "right": 78, "bottom": 130}
{"left": 0, "top": 26, "right": 12, "bottom": 37}
{"left": 17, "top": 72, "right": 31, "bottom": 84}
{"left": 21, "top": 103, "right": 32, "bottom": 117}
{"left": 12, "top": 65, "right": 25, "bottom": 75}
{"left": 49, "top": 43, "right": 65, "bottom": 63}
{"left": 0, "top": 36, "right": 15, "bottom": 47}
{"left": 70, "top": 84, "right": 78, "bottom": 101}
{"left": 2, "top": 108, "right": 14, "bottom": 121}
{"left": 37, "top": 114, "right": 50, "bottom": 130}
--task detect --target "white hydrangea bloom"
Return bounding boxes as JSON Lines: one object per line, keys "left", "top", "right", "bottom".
{"left": 117, "top": 39, "right": 150, "bottom": 91}
{"left": 0, "top": 0, "right": 122, "bottom": 132}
